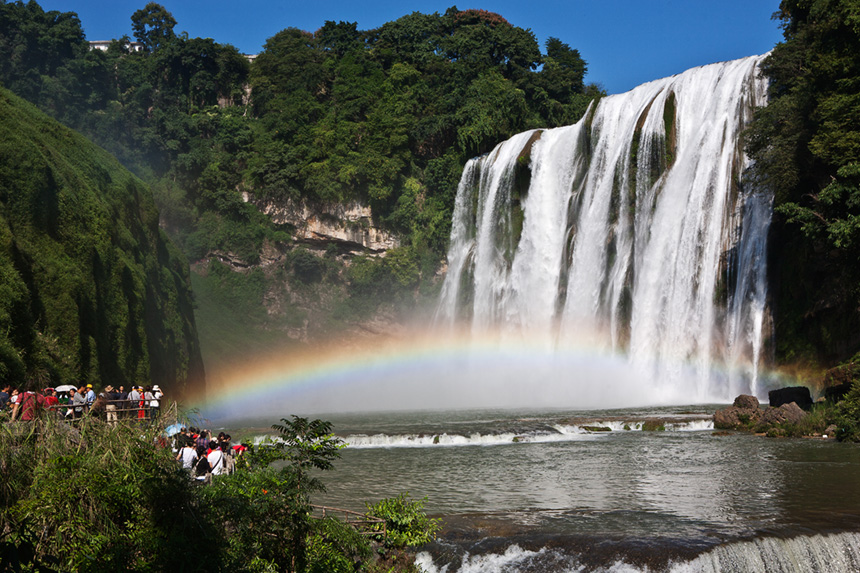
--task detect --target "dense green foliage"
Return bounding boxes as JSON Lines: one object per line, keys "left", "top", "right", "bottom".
{"left": 366, "top": 493, "right": 441, "bottom": 549}
{"left": 0, "top": 414, "right": 437, "bottom": 571}
{"left": 0, "top": 1, "right": 603, "bottom": 377}
{"left": 747, "top": 0, "right": 860, "bottom": 365}
{"left": 0, "top": 1, "right": 600, "bottom": 263}
{"left": 204, "top": 416, "right": 347, "bottom": 572}
{"left": 0, "top": 86, "right": 203, "bottom": 395}
{"left": 0, "top": 418, "right": 223, "bottom": 571}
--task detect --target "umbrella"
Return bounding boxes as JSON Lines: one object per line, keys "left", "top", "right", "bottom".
{"left": 54, "top": 384, "right": 77, "bottom": 392}
{"left": 164, "top": 423, "right": 184, "bottom": 437}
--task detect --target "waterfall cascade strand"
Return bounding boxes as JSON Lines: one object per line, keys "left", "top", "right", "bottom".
{"left": 437, "top": 55, "right": 771, "bottom": 401}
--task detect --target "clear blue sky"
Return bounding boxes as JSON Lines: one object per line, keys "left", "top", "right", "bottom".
{"left": 40, "top": 0, "right": 784, "bottom": 94}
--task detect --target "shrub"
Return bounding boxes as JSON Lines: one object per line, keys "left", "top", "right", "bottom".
{"left": 834, "top": 380, "right": 860, "bottom": 441}
{"left": 366, "top": 493, "right": 441, "bottom": 550}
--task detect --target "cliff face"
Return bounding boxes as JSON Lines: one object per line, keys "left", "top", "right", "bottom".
{"left": 248, "top": 194, "right": 400, "bottom": 255}
{"left": 0, "top": 88, "right": 204, "bottom": 397}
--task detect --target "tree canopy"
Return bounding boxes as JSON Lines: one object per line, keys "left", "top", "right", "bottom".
{"left": 0, "top": 1, "right": 600, "bottom": 266}
{"left": 747, "top": 0, "right": 860, "bottom": 364}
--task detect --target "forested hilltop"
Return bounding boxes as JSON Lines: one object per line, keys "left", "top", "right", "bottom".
{"left": 0, "top": 0, "right": 601, "bottom": 376}
{"left": 0, "top": 86, "right": 204, "bottom": 395}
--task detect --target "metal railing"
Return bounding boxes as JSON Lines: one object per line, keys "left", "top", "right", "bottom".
{"left": 310, "top": 504, "right": 387, "bottom": 542}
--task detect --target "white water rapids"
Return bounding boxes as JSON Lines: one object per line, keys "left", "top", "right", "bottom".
{"left": 437, "top": 55, "right": 772, "bottom": 403}
{"left": 416, "top": 531, "right": 860, "bottom": 573}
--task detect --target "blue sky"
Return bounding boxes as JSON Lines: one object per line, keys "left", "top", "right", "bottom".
{"left": 40, "top": 0, "right": 784, "bottom": 94}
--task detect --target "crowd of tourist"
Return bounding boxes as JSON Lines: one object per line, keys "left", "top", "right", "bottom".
{"left": 173, "top": 427, "right": 248, "bottom": 482}
{"left": 0, "top": 383, "right": 164, "bottom": 422}
{"left": 0, "top": 383, "right": 251, "bottom": 483}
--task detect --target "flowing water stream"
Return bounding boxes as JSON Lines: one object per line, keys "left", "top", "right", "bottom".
{"left": 437, "top": 54, "right": 772, "bottom": 402}
{"left": 307, "top": 409, "right": 860, "bottom": 572}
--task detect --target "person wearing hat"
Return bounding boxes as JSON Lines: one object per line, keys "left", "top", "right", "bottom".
{"left": 150, "top": 385, "right": 163, "bottom": 415}
{"left": 85, "top": 384, "right": 95, "bottom": 408}
{"left": 103, "top": 385, "right": 119, "bottom": 425}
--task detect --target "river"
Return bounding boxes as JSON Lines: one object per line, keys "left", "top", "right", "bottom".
{"left": 229, "top": 406, "right": 860, "bottom": 571}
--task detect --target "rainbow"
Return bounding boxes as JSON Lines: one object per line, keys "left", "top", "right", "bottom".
{"left": 190, "top": 327, "right": 754, "bottom": 423}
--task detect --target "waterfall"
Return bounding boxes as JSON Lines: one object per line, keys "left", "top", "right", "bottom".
{"left": 437, "top": 55, "right": 771, "bottom": 401}
{"left": 416, "top": 531, "right": 860, "bottom": 573}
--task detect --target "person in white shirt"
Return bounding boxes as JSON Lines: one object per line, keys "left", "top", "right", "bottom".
{"left": 176, "top": 443, "right": 198, "bottom": 471}
{"left": 207, "top": 442, "right": 227, "bottom": 476}
{"left": 150, "top": 384, "right": 162, "bottom": 414}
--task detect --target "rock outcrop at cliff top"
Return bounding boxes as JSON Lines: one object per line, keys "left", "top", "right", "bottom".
{"left": 251, "top": 195, "right": 399, "bottom": 255}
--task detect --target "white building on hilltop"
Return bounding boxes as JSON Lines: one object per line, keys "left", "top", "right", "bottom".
{"left": 88, "top": 40, "right": 144, "bottom": 52}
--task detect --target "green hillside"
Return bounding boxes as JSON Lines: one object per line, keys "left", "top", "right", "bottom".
{"left": 0, "top": 87, "right": 204, "bottom": 396}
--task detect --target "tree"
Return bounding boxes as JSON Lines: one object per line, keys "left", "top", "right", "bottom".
{"left": 746, "top": 0, "right": 860, "bottom": 364}
{"left": 205, "top": 416, "right": 345, "bottom": 572}
{"left": 540, "top": 37, "right": 587, "bottom": 102}
{"left": 130, "top": 2, "right": 176, "bottom": 52}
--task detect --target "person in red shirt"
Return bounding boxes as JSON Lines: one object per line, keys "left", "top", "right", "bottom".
{"left": 12, "top": 390, "right": 47, "bottom": 421}
{"left": 44, "top": 388, "right": 59, "bottom": 409}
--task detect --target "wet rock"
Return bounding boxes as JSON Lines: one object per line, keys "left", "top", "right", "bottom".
{"left": 769, "top": 386, "right": 812, "bottom": 410}
{"left": 758, "top": 402, "right": 807, "bottom": 426}
{"left": 641, "top": 420, "right": 666, "bottom": 432}
{"left": 582, "top": 426, "right": 611, "bottom": 432}
{"left": 714, "top": 407, "right": 758, "bottom": 430}
{"left": 714, "top": 395, "right": 761, "bottom": 430}
{"left": 733, "top": 394, "right": 759, "bottom": 410}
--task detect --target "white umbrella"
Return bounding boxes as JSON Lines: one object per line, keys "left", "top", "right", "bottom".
{"left": 54, "top": 384, "right": 77, "bottom": 392}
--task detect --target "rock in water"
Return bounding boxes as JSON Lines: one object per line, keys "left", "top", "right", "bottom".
{"left": 769, "top": 387, "right": 812, "bottom": 410}
{"left": 714, "top": 395, "right": 762, "bottom": 430}
{"left": 733, "top": 395, "right": 759, "bottom": 410}
{"left": 759, "top": 402, "right": 807, "bottom": 426}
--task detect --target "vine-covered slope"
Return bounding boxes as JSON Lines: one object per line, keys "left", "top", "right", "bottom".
{"left": 0, "top": 87, "right": 204, "bottom": 395}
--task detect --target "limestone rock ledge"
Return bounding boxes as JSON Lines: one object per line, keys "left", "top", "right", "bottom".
{"left": 248, "top": 193, "right": 399, "bottom": 255}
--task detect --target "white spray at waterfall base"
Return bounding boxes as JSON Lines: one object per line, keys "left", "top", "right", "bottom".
{"left": 437, "top": 55, "right": 774, "bottom": 404}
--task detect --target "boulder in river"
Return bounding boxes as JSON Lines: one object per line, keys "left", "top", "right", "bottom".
{"left": 758, "top": 402, "right": 807, "bottom": 426}
{"left": 714, "top": 395, "right": 761, "bottom": 430}
{"left": 733, "top": 394, "right": 759, "bottom": 410}
{"left": 768, "top": 386, "right": 812, "bottom": 410}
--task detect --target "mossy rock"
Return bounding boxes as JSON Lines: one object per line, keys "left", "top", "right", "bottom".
{"left": 641, "top": 420, "right": 666, "bottom": 432}
{"left": 766, "top": 427, "right": 787, "bottom": 438}
{"left": 582, "top": 425, "right": 612, "bottom": 432}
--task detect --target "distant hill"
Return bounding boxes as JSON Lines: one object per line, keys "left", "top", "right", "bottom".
{"left": 0, "top": 87, "right": 204, "bottom": 396}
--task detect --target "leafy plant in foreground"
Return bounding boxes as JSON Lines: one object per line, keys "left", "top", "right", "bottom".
{"left": 366, "top": 492, "right": 441, "bottom": 550}
{"left": 204, "top": 416, "right": 347, "bottom": 572}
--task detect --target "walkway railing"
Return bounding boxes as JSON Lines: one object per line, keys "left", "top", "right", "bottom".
{"left": 45, "top": 399, "right": 177, "bottom": 422}
{"left": 310, "top": 504, "right": 387, "bottom": 542}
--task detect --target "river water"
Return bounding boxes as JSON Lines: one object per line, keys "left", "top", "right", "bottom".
{"left": 269, "top": 406, "right": 860, "bottom": 572}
